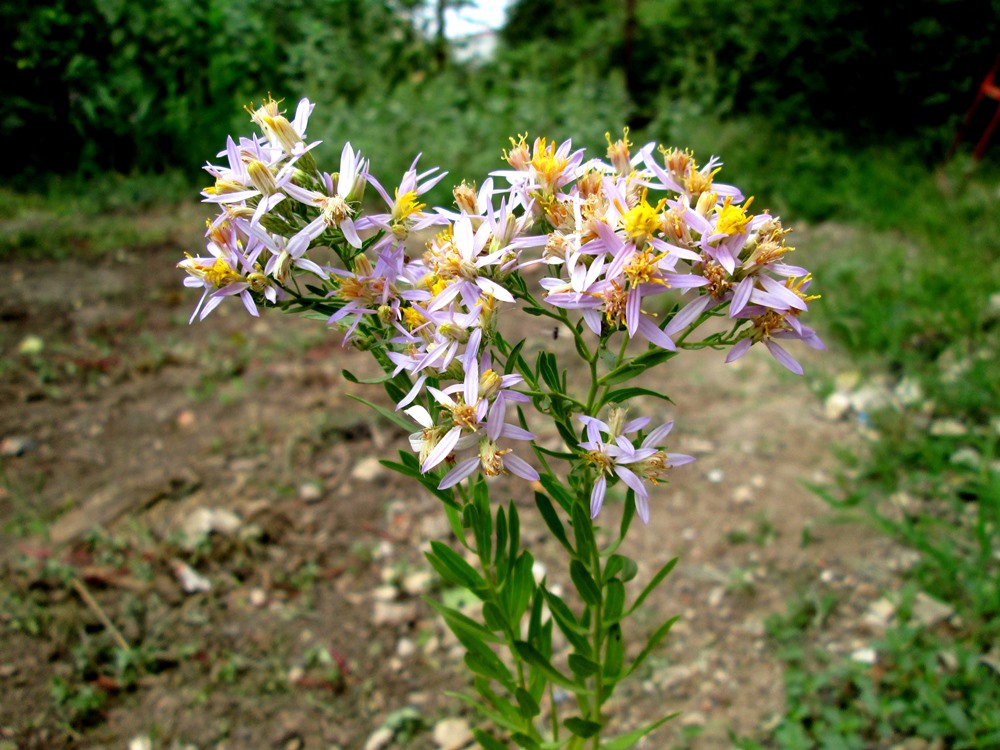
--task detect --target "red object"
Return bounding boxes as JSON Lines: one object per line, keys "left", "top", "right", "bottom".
{"left": 951, "top": 54, "right": 1000, "bottom": 159}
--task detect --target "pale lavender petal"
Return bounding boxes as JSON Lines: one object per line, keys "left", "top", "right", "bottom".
{"left": 636, "top": 494, "right": 651, "bottom": 524}
{"left": 438, "top": 456, "right": 481, "bottom": 489}
{"left": 725, "top": 338, "right": 753, "bottom": 363}
{"left": 637, "top": 317, "right": 676, "bottom": 351}
{"left": 341, "top": 218, "right": 362, "bottom": 249}
{"left": 590, "top": 476, "right": 607, "bottom": 519}
{"left": 626, "top": 287, "right": 641, "bottom": 336}
{"left": 504, "top": 453, "right": 538, "bottom": 482}
{"left": 730, "top": 277, "right": 755, "bottom": 317}
{"left": 641, "top": 420, "right": 674, "bottom": 448}
{"left": 664, "top": 295, "right": 712, "bottom": 337}
{"left": 500, "top": 424, "right": 535, "bottom": 441}
{"left": 422, "top": 426, "right": 463, "bottom": 473}
{"left": 403, "top": 404, "right": 433, "bottom": 428}
{"left": 615, "top": 465, "right": 647, "bottom": 498}
{"left": 764, "top": 339, "right": 803, "bottom": 375}
{"left": 666, "top": 453, "right": 696, "bottom": 467}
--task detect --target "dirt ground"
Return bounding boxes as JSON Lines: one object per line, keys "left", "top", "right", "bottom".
{"left": 0, "top": 210, "right": 908, "bottom": 750}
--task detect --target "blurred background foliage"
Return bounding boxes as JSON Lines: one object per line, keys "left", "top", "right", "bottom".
{"left": 4, "top": 0, "right": 999, "bottom": 180}
{"left": 2, "top": 1, "right": 999, "bottom": 746}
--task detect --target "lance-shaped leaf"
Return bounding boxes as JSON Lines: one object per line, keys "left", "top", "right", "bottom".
{"left": 570, "top": 560, "right": 601, "bottom": 607}
{"left": 535, "top": 492, "right": 573, "bottom": 554}
{"left": 571, "top": 502, "right": 595, "bottom": 564}
{"left": 424, "top": 597, "right": 502, "bottom": 645}
{"left": 601, "top": 712, "right": 680, "bottom": 749}
{"left": 426, "top": 541, "right": 487, "bottom": 593}
{"left": 628, "top": 557, "right": 678, "bottom": 616}
{"left": 346, "top": 393, "right": 414, "bottom": 432}
{"left": 513, "top": 640, "right": 589, "bottom": 693}
{"left": 564, "top": 717, "right": 602, "bottom": 739}
{"left": 624, "top": 615, "right": 680, "bottom": 678}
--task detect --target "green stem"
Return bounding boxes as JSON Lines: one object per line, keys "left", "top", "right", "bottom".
{"left": 589, "top": 542, "right": 605, "bottom": 747}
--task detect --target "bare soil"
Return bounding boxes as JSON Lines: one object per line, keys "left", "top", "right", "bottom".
{"left": 0, "top": 210, "right": 906, "bottom": 750}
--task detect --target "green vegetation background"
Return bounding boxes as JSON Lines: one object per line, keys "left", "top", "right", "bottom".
{"left": 2, "top": 0, "right": 999, "bottom": 747}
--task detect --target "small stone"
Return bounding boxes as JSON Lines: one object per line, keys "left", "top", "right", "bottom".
{"left": 373, "top": 601, "right": 418, "bottom": 627}
{"left": 396, "top": 638, "right": 417, "bottom": 658}
{"left": 249, "top": 588, "right": 268, "bottom": 607}
{"left": 824, "top": 391, "right": 852, "bottom": 421}
{"left": 401, "top": 571, "right": 434, "bottom": 596}
{"left": 176, "top": 410, "right": 196, "bottom": 428}
{"left": 0, "top": 436, "right": 35, "bottom": 458}
{"left": 299, "top": 482, "right": 324, "bottom": 503}
{"left": 706, "top": 468, "right": 725, "bottom": 483}
{"left": 950, "top": 447, "right": 981, "bottom": 469}
{"left": 749, "top": 474, "right": 766, "bottom": 489}
{"left": 681, "top": 527, "right": 697, "bottom": 541}
{"left": 432, "top": 718, "right": 473, "bottom": 750}
{"left": 351, "top": 456, "right": 387, "bottom": 482}
{"left": 531, "top": 560, "right": 547, "bottom": 584}
{"left": 172, "top": 560, "right": 212, "bottom": 593}
{"left": 851, "top": 647, "right": 877, "bottom": 665}
{"left": 707, "top": 587, "right": 725, "bottom": 607}
{"left": 128, "top": 738, "right": 152, "bottom": 750}
{"left": 363, "top": 727, "right": 394, "bottom": 750}
{"left": 894, "top": 378, "right": 924, "bottom": 407}
{"left": 864, "top": 598, "right": 896, "bottom": 630}
{"left": 732, "top": 485, "right": 754, "bottom": 505}
{"left": 180, "top": 507, "right": 242, "bottom": 549}
{"left": 911, "top": 592, "right": 954, "bottom": 628}
{"left": 929, "top": 418, "right": 967, "bottom": 437}
{"left": 372, "top": 585, "right": 398, "bottom": 602}
{"left": 18, "top": 335, "right": 44, "bottom": 355}
{"left": 680, "top": 711, "right": 706, "bottom": 728}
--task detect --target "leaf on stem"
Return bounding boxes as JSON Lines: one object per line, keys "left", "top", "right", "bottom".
{"left": 603, "top": 386, "right": 675, "bottom": 405}
{"left": 534, "top": 492, "right": 573, "bottom": 553}
{"left": 569, "top": 560, "right": 601, "bottom": 608}
{"left": 601, "top": 712, "right": 681, "bottom": 749}
{"left": 564, "top": 717, "right": 602, "bottom": 739}
{"left": 627, "top": 557, "right": 678, "bottom": 616}
{"left": 346, "top": 393, "right": 414, "bottom": 432}
{"left": 570, "top": 503, "right": 596, "bottom": 564}
{"left": 513, "top": 640, "right": 589, "bottom": 693}
{"left": 624, "top": 615, "right": 680, "bottom": 678}
{"left": 426, "top": 541, "right": 488, "bottom": 592}
{"left": 423, "top": 597, "right": 502, "bottom": 645}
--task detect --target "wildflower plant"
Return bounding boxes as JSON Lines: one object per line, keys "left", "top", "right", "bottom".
{"left": 180, "top": 99, "right": 824, "bottom": 748}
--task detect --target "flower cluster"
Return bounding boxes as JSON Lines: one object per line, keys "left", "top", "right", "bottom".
{"left": 179, "top": 100, "right": 824, "bottom": 520}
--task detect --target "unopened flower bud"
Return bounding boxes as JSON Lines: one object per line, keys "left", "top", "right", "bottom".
{"left": 695, "top": 190, "right": 717, "bottom": 218}
{"left": 247, "top": 160, "right": 278, "bottom": 196}
{"left": 606, "top": 128, "right": 632, "bottom": 176}
{"left": 453, "top": 182, "right": 479, "bottom": 214}
{"left": 479, "top": 369, "right": 502, "bottom": 400}
{"left": 439, "top": 323, "right": 469, "bottom": 344}
{"left": 607, "top": 407, "right": 627, "bottom": 438}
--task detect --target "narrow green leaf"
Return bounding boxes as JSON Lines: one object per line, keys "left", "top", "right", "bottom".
{"left": 473, "top": 729, "right": 509, "bottom": 750}
{"left": 448, "top": 690, "right": 522, "bottom": 733}
{"left": 571, "top": 503, "right": 595, "bottom": 564}
{"left": 495, "top": 506, "right": 508, "bottom": 571}
{"left": 423, "top": 598, "right": 502, "bottom": 644}
{"left": 567, "top": 653, "right": 599, "bottom": 678}
{"left": 465, "top": 651, "right": 516, "bottom": 693}
{"left": 504, "top": 339, "right": 527, "bottom": 376}
{"left": 625, "top": 616, "right": 680, "bottom": 678}
{"left": 527, "top": 587, "right": 544, "bottom": 644}
{"left": 483, "top": 602, "right": 507, "bottom": 632}
{"left": 427, "top": 541, "right": 487, "bottom": 591}
{"left": 507, "top": 503, "right": 520, "bottom": 574}
{"left": 534, "top": 492, "right": 573, "bottom": 553}
{"left": 604, "top": 624, "right": 624, "bottom": 680}
{"left": 503, "top": 552, "right": 535, "bottom": 624}
{"left": 601, "top": 712, "right": 680, "bottom": 749}
{"left": 539, "top": 475, "right": 575, "bottom": 513}
{"left": 513, "top": 641, "right": 588, "bottom": 693}
{"left": 515, "top": 686, "right": 541, "bottom": 718}
{"left": 346, "top": 393, "right": 413, "bottom": 432}
{"left": 603, "top": 386, "right": 674, "bottom": 405}
{"left": 618, "top": 491, "right": 636, "bottom": 544}
{"left": 443, "top": 503, "right": 470, "bottom": 548}
{"left": 628, "top": 557, "right": 678, "bottom": 615}
{"left": 542, "top": 587, "right": 591, "bottom": 655}
{"left": 604, "top": 579, "right": 625, "bottom": 624}
{"left": 564, "top": 717, "right": 602, "bottom": 738}
{"left": 600, "top": 363, "right": 646, "bottom": 386}
{"left": 340, "top": 368, "right": 391, "bottom": 385}
{"left": 570, "top": 560, "right": 601, "bottom": 607}
{"left": 512, "top": 734, "right": 542, "bottom": 750}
